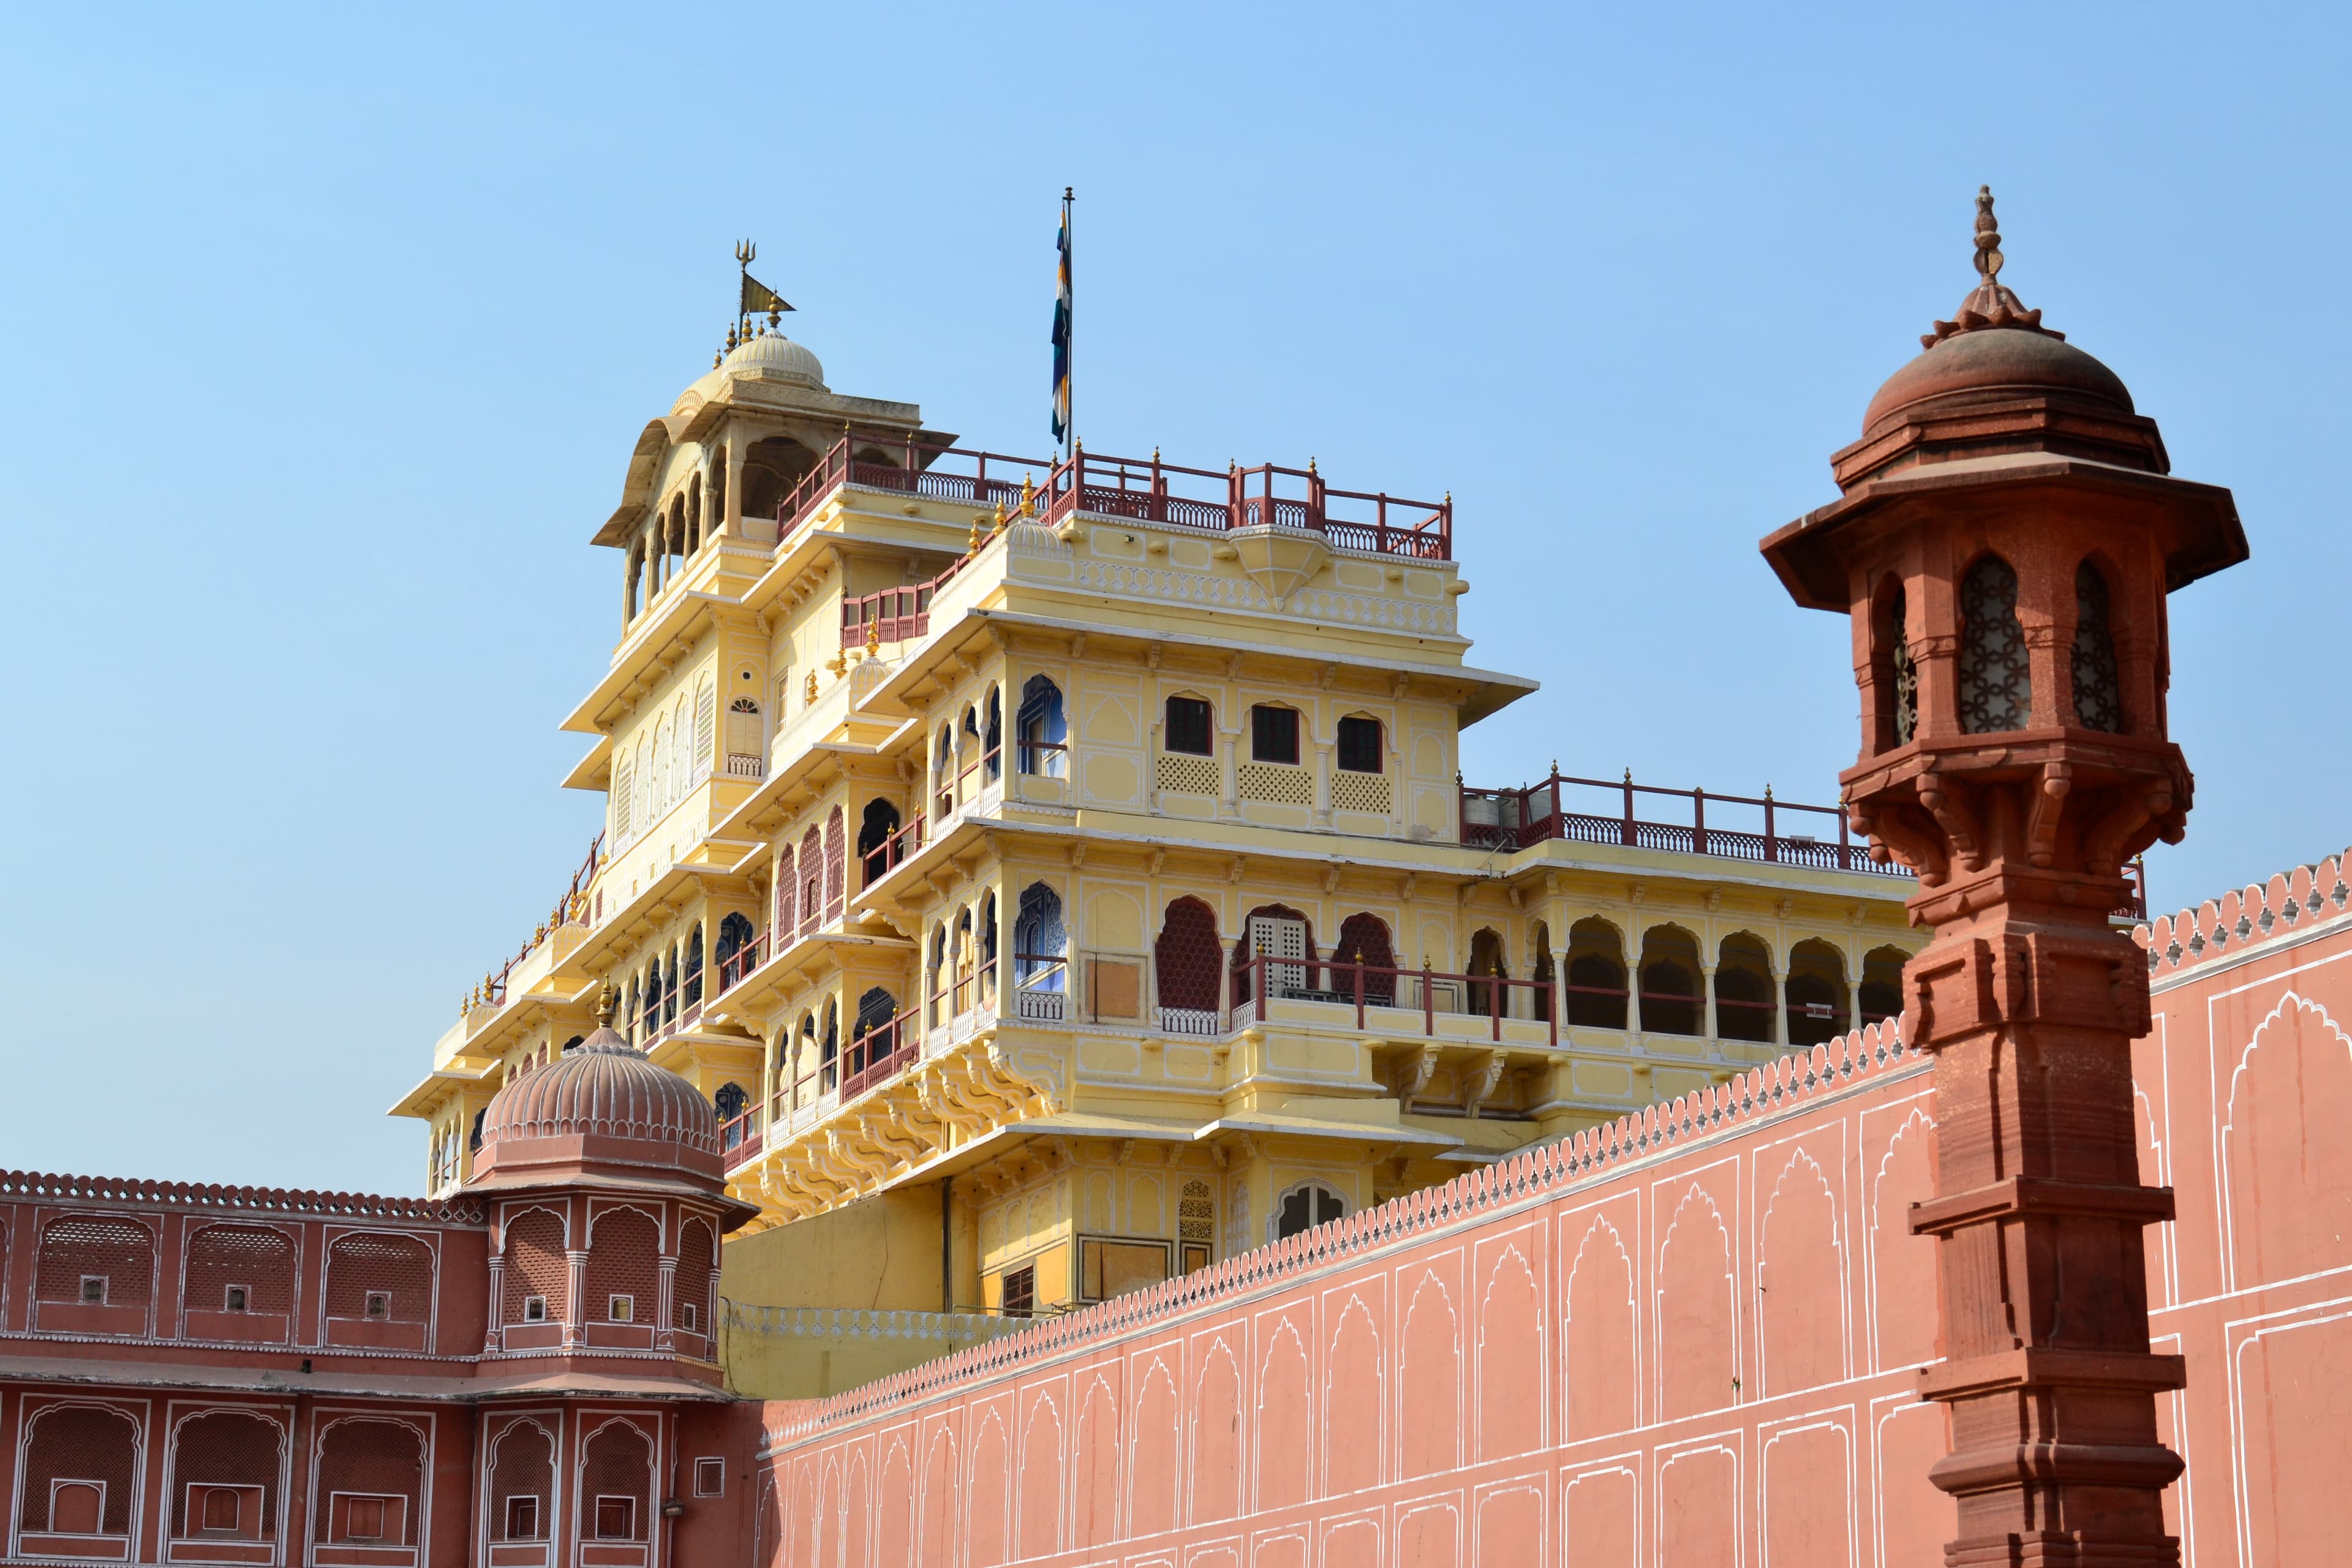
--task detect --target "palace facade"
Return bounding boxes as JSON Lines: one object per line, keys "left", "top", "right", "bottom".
{"left": 391, "top": 314, "right": 1929, "bottom": 1330}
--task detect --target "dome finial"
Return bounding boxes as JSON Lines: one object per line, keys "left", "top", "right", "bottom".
{"left": 595, "top": 984, "right": 616, "bottom": 1028}
{"left": 1924, "top": 184, "right": 2059, "bottom": 349}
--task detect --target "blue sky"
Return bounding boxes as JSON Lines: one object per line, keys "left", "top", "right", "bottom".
{"left": 2, "top": 4, "right": 2343, "bottom": 1192}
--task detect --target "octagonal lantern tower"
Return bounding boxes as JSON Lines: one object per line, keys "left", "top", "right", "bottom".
{"left": 1762, "top": 189, "right": 2248, "bottom": 1566}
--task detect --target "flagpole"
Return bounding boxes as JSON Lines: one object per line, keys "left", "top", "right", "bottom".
{"left": 1061, "top": 187, "right": 1074, "bottom": 462}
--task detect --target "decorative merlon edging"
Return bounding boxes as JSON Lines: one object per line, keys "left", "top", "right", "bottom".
{"left": 0, "top": 1169, "right": 484, "bottom": 1226}
{"left": 2138, "top": 846, "right": 2352, "bottom": 979}
{"left": 761, "top": 1016, "right": 1920, "bottom": 1447}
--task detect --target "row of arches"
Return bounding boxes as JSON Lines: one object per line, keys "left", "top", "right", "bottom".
{"left": 499, "top": 1206, "right": 715, "bottom": 1340}
{"left": 24, "top": 1216, "right": 436, "bottom": 1325}
{"left": 612, "top": 674, "right": 715, "bottom": 845}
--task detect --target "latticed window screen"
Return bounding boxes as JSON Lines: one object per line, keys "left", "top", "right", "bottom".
{"left": 584, "top": 1209, "right": 660, "bottom": 1325}
{"left": 2071, "top": 562, "right": 2123, "bottom": 733}
{"left": 1178, "top": 1180, "right": 1216, "bottom": 1245}
{"left": 773, "top": 843, "right": 796, "bottom": 933}
{"left": 315, "top": 1420, "right": 423, "bottom": 1545}
{"left": 169, "top": 1411, "right": 282, "bottom": 1538}
{"left": 489, "top": 1422, "right": 554, "bottom": 1541}
{"left": 1888, "top": 584, "right": 1917, "bottom": 745}
{"left": 37, "top": 1217, "right": 154, "bottom": 1305}
{"left": 324, "top": 1234, "right": 431, "bottom": 1321}
{"left": 823, "top": 807, "right": 846, "bottom": 916}
{"left": 1958, "top": 556, "right": 2031, "bottom": 733}
{"left": 1153, "top": 899, "right": 1223, "bottom": 1011}
{"left": 21, "top": 1404, "right": 140, "bottom": 1534}
{"left": 580, "top": 1423, "right": 653, "bottom": 1542}
{"left": 503, "top": 1210, "right": 569, "bottom": 1324}
{"left": 184, "top": 1226, "right": 295, "bottom": 1314}
{"left": 675, "top": 1219, "right": 715, "bottom": 1338}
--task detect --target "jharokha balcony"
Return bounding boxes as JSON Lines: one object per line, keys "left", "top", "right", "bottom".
{"left": 773, "top": 431, "right": 1454, "bottom": 563}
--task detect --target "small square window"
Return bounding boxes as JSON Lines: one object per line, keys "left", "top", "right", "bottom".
{"left": 1336, "top": 715, "right": 1383, "bottom": 774}
{"left": 522, "top": 1295, "right": 548, "bottom": 1323}
{"left": 200, "top": 1486, "right": 243, "bottom": 1532}
{"left": 363, "top": 1291, "right": 391, "bottom": 1321}
{"left": 595, "top": 1496, "right": 636, "bottom": 1540}
{"left": 224, "top": 1285, "right": 250, "bottom": 1313}
{"left": 79, "top": 1275, "right": 106, "bottom": 1305}
{"left": 677, "top": 1302, "right": 698, "bottom": 1333}
{"left": 1164, "top": 696, "right": 1214, "bottom": 756}
{"left": 348, "top": 1497, "right": 388, "bottom": 1541}
{"left": 608, "top": 1294, "right": 633, "bottom": 1323}
{"left": 1001, "top": 1264, "right": 1036, "bottom": 1319}
{"left": 1250, "top": 705, "right": 1300, "bottom": 764}
{"left": 694, "top": 1457, "right": 725, "bottom": 1498}
{"left": 504, "top": 1494, "right": 541, "bottom": 1540}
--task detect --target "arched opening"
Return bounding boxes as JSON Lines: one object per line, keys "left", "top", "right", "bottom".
{"left": 584, "top": 1208, "right": 659, "bottom": 1326}
{"left": 714, "top": 913, "right": 755, "bottom": 989}
{"left": 1637, "top": 925, "right": 1704, "bottom": 1036}
{"left": 313, "top": 1419, "right": 424, "bottom": 1548}
{"left": 682, "top": 924, "right": 704, "bottom": 1009}
{"left": 578, "top": 1422, "right": 653, "bottom": 1545}
{"left": 1875, "top": 576, "right": 1916, "bottom": 752}
{"left": 1860, "top": 945, "right": 1908, "bottom": 1025}
{"left": 820, "top": 1001, "right": 839, "bottom": 1091}
{"left": 625, "top": 541, "right": 644, "bottom": 622}
{"left": 714, "top": 1082, "right": 748, "bottom": 1121}
{"left": 928, "top": 925, "right": 950, "bottom": 1025}
{"left": 1529, "top": 921, "right": 1555, "bottom": 1022}
{"left": 1014, "top": 884, "right": 1068, "bottom": 994}
{"left": 1272, "top": 1180, "right": 1346, "bottom": 1242}
{"left": 1714, "top": 933, "right": 1776, "bottom": 1042}
{"left": 1017, "top": 675, "right": 1068, "bottom": 777}
{"left": 685, "top": 474, "right": 703, "bottom": 554}
{"left": 1234, "top": 903, "right": 1316, "bottom": 1004}
{"left": 2072, "top": 559, "right": 2123, "bottom": 733}
{"left": 1959, "top": 554, "right": 2030, "bottom": 733}
{"left": 858, "top": 798, "right": 902, "bottom": 886}
{"left": 983, "top": 685, "right": 1003, "bottom": 781}
{"left": 822, "top": 806, "right": 845, "bottom": 917}
{"left": 794, "top": 1013, "right": 818, "bottom": 1104}
{"left": 489, "top": 1422, "right": 554, "bottom": 1544}
{"left": 167, "top": 1409, "right": 283, "bottom": 1543}
{"left": 640, "top": 957, "right": 663, "bottom": 1039}
{"left": 798, "top": 826, "right": 823, "bottom": 936}
{"left": 1466, "top": 927, "right": 1509, "bottom": 1017}
{"left": 1155, "top": 897, "right": 1224, "bottom": 1022}
{"left": 1336, "top": 911, "right": 1397, "bottom": 1005}
{"left": 1564, "top": 918, "right": 1629, "bottom": 1029}
{"left": 852, "top": 986, "right": 900, "bottom": 1074}
{"left": 1785, "top": 939, "right": 1851, "bottom": 1046}
{"left": 934, "top": 723, "right": 957, "bottom": 816}
{"left": 979, "top": 891, "right": 999, "bottom": 1009}
{"left": 953, "top": 907, "right": 976, "bottom": 1011}
{"left": 1164, "top": 694, "right": 1215, "bottom": 755}
{"left": 23, "top": 1404, "right": 138, "bottom": 1538}
{"left": 742, "top": 436, "right": 817, "bottom": 522}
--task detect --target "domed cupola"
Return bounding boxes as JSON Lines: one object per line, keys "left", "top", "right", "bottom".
{"left": 469, "top": 993, "right": 736, "bottom": 1202}
{"left": 1832, "top": 187, "right": 2168, "bottom": 492}
{"left": 720, "top": 327, "right": 826, "bottom": 391}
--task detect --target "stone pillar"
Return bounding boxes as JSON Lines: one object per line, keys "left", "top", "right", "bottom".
{"left": 564, "top": 1250, "right": 587, "bottom": 1348}
{"left": 655, "top": 1254, "right": 677, "bottom": 1351}
{"left": 482, "top": 1254, "right": 505, "bottom": 1355}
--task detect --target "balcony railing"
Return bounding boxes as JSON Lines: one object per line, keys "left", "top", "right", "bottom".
{"left": 1461, "top": 770, "right": 1910, "bottom": 878}
{"left": 1231, "top": 954, "right": 1559, "bottom": 1046}
{"left": 777, "top": 434, "right": 1453, "bottom": 562}
{"left": 720, "top": 1109, "right": 763, "bottom": 1169}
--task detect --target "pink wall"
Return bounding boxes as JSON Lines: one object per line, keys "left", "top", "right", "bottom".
{"left": 755, "top": 849, "right": 2352, "bottom": 1567}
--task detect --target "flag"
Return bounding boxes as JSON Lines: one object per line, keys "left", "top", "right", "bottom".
{"left": 1050, "top": 195, "right": 1072, "bottom": 445}
{"left": 741, "top": 273, "right": 793, "bottom": 317}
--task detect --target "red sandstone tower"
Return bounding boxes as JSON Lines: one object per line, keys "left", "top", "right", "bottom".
{"left": 1762, "top": 190, "right": 2247, "bottom": 1566}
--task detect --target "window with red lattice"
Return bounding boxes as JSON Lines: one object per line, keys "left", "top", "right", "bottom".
{"left": 584, "top": 1208, "right": 660, "bottom": 1325}
{"left": 502, "top": 1209, "right": 569, "bottom": 1325}
{"left": 675, "top": 1218, "right": 715, "bottom": 1340}
{"left": 314, "top": 1419, "right": 423, "bottom": 1546}
{"left": 823, "top": 806, "right": 845, "bottom": 917}
{"left": 36, "top": 1216, "right": 154, "bottom": 1306}
{"left": 323, "top": 1233, "right": 432, "bottom": 1322}
{"left": 488, "top": 1421, "right": 553, "bottom": 1541}
{"left": 1335, "top": 912, "right": 1399, "bottom": 1004}
{"left": 184, "top": 1225, "right": 296, "bottom": 1316}
{"left": 1153, "top": 898, "right": 1223, "bottom": 1011}
{"left": 773, "top": 843, "right": 796, "bottom": 933}
{"left": 579, "top": 1422, "right": 651, "bottom": 1542}
{"left": 21, "top": 1404, "right": 140, "bottom": 1534}
{"left": 168, "top": 1410, "right": 282, "bottom": 1539}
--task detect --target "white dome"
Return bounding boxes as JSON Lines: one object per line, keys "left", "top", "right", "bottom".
{"left": 722, "top": 331, "right": 826, "bottom": 390}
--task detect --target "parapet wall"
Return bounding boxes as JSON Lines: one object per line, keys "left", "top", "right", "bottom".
{"left": 748, "top": 839, "right": 2352, "bottom": 1567}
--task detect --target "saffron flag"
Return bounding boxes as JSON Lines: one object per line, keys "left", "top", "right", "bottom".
{"left": 741, "top": 273, "right": 793, "bottom": 317}
{"left": 1051, "top": 197, "right": 1071, "bottom": 443}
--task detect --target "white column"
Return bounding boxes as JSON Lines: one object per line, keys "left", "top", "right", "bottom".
{"left": 564, "top": 1251, "right": 588, "bottom": 1347}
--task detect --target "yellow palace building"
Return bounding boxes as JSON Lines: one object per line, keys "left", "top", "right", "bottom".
{"left": 392, "top": 301, "right": 1928, "bottom": 1330}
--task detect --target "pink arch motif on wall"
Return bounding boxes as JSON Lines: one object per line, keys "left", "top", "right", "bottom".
{"left": 2220, "top": 991, "right": 2352, "bottom": 1292}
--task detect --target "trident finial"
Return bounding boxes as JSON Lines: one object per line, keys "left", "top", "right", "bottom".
{"left": 736, "top": 238, "right": 757, "bottom": 269}
{"left": 1972, "top": 186, "right": 2003, "bottom": 284}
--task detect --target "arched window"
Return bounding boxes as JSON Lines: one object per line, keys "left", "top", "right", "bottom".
{"left": 823, "top": 807, "right": 845, "bottom": 918}
{"left": 686, "top": 474, "right": 703, "bottom": 554}
{"left": 489, "top": 1421, "right": 554, "bottom": 1543}
{"left": 612, "top": 757, "right": 633, "bottom": 841}
{"left": 2071, "top": 561, "right": 2123, "bottom": 733}
{"left": 682, "top": 925, "right": 704, "bottom": 1009}
{"left": 1959, "top": 554, "right": 2030, "bottom": 733}
{"left": 820, "top": 1003, "right": 839, "bottom": 1090}
{"left": 1335, "top": 715, "right": 1383, "bottom": 774}
{"left": 1637, "top": 926, "right": 1703, "bottom": 1036}
{"left": 858, "top": 799, "right": 902, "bottom": 887}
{"left": 1014, "top": 884, "right": 1068, "bottom": 991}
{"left": 714, "top": 913, "right": 755, "bottom": 988}
{"left": 1785, "top": 939, "right": 1851, "bottom": 1046}
{"left": 714, "top": 1082, "right": 748, "bottom": 1121}
{"left": 1860, "top": 945, "right": 1908, "bottom": 1025}
{"left": 983, "top": 685, "right": 1004, "bottom": 781}
{"left": 1250, "top": 704, "right": 1302, "bottom": 764}
{"left": 312, "top": 1418, "right": 424, "bottom": 1548}
{"left": 1881, "top": 579, "right": 1917, "bottom": 750}
{"left": 1164, "top": 695, "right": 1214, "bottom": 756}
{"left": 584, "top": 1208, "right": 658, "bottom": 1327}
{"left": 1272, "top": 1181, "right": 1345, "bottom": 1242}
{"left": 934, "top": 723, "right": 957, "bottom": 816}
{"left": 1330, "top": 911, "right": 1396, "bottom": 1005}
{"left": 1564, "top": 918, "right": 1629, "bottom": 1030}
{"left": 853, "top": 986, "right": 900, "bottom": 1069}
{"left": 578, "top": 1421, "right": 653, "bottom": 1545}
{"left": 928, "top": 926, "right": 950, "bottom": 1024}
{"left": 798, "top": 826, "right": 823, "bottom": 936}
{"left": 168, "top": 1409, "right": 282, "bottom": 1543}
{"left": 1466, "top": 928, "right": 1509, "bottom": 1017}
{"left": 1528, "top": 921, "right": 1555, "bottom": 1022}
{"left": 1233, "top": 904, "right": 1316, "bottom": 1003}
{"left": 979, "top": 891, "right": 1000, "bottom": 1008}
{"left": 774, "top": 843, "right": 797, "bottom": 935}
{"left": 21, "top": 1404, "right": 138, "bottom": 1539}
{"left": 954, "top": 908, "right": 976, "bottom": 1011}
{"left": 1155, "top": 897, "right": 1223, "bottom": 1017}
{"left": 1714, "top": 933, "right": 1776, "bottom": 1042}
{"left": 1017, "top": 676, "right": 1068, "bottom": 778}
{"left": 184, "top": 1223, "right": 295, "bottom": 1317}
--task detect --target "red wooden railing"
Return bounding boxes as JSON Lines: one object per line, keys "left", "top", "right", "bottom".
{"left": 777, "top": 434, "right": 1453, "bottom": 562}
{"left": 479, "top": 831, "right": 606, "bottom": 1006}
{"left": 1460, "top": 770, "right": 1910, "bottom": 878}
{"left": 864, "top": 816, "right": 925, "bottom": 888}
{"left": 720, "top": 1108, "right": 762, "bottom": 1168}
{"left": 1232, "top": 953, "right": 1557, "bottom": 1046}
{"left": 717, "top": 930, "right": 769, "bottom": 994}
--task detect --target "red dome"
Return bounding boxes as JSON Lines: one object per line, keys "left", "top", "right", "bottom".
{"left": 1861, "top": 323, "right": 2133, "bottom": 440}
{"left": 470, "top": 1025, "right": 725, "bottom": 1196}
